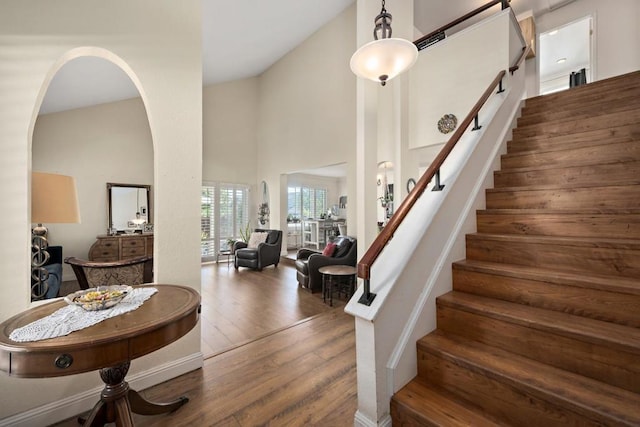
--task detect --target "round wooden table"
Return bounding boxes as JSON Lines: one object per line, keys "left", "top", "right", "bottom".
{"left": 318, "top": 265, "right": 357, "bottom": 307}
{"left": 0, "top": 284, "right": 200, "bottom": 426}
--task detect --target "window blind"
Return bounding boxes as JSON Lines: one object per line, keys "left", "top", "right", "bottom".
{"left": 201, "top": 183, "right": 249, "bottom": 262}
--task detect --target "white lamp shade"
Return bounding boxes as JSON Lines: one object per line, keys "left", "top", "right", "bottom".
{"left": 350, "top": 38, "right": 419, "bottom": 85}
{"left": 32, "top": 172, "right": 81, "bottom": 224}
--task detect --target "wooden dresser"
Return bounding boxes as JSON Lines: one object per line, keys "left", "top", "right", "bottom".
{"left": 88, "top": 234, "right": 154, "bottom": 261}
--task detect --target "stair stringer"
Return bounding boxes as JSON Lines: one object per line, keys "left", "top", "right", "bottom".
{"left": 346, "top": 72, "right": 526, "bottom": 426}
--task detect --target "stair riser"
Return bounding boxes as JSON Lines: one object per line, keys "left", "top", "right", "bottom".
{"left": 494, "top": 161, "right": 640, "bottom": 188}
{"left": 519, "top": 94, "right": 640, "bottom": 127}
{"left": 452, "top": 266, "right": 640, "bottom": 327}
{"left": 418, "top": 350, "right": 605, "bottom": 427}
{"left": 390, "top": 401, "right": 439, "bottom": 427}
{"left": 523, "top": 73, "right": 640, "bottom": 112}
{"left": 501, "top": 140, "right": 640, "bottom": 170}
{"left": 508, "top": 124, "right": 640, "bottom": 154}
{"left": 476, "top": 212, "right": 640, "bottom": 239}
{"left": 466, "top": 235, "right": 640, "bottom": 279}
{"left": 486, "top": 185, "right": 640, "bottom": 210}
{"left": 437, "top": 305, "right": 640, "bottom": 393}
{"left": 513, "top": 109, "right": 640, "bottom": 140}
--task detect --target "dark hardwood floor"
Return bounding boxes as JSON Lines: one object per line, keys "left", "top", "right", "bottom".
{"left": 53, "top": 261, "right": 357, "bottom": 426}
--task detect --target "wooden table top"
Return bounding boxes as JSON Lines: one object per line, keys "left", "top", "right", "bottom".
{"left": 318, "top": 265, "right": 357, "bottom": 276}
{"left": 0, "top": 284, "right": 200, "bottom": 378}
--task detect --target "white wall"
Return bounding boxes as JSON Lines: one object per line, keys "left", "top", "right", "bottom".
{"left": 0, "top": 0, "right": 202, "bottom": 422}
{"left": 409, "top": 11, "right": 511, "bottom": 149}
{"left": 256, "top": 4, "right": 357, "bottom": 240}
{"left": 525, "top": 0, "right": 640, "bottom": 95}
{"left": 33, "top": 98, "right": 153, "bottom": 281}
{"left": 203, "top": 78, "right": 259, "bottom": 185}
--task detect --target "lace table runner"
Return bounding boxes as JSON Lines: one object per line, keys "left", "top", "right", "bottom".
{"left": 10, "top": 287, "right": 158, "bottom": 342}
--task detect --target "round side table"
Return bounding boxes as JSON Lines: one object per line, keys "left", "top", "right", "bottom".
{"left": 0, "top": 284, "right": 200, "bottom": 426}
{"left": 318, "top": 265, "right": 357, "bottom": 307}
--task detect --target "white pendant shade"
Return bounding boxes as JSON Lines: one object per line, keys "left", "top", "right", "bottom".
{"left": 350, "top": 38, "right": 418, "bottom": 85}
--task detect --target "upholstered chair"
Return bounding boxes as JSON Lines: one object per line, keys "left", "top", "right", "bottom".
{"left": 295, "top": 235, "right": 357, "bottom": 293}
{"left": 234, "top": 229, "right": 283, "bottom": 271}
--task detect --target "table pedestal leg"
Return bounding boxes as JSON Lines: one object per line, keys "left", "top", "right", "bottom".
{"left": 128, "top": 389, "right": 189, "bottom": 415}
{"left": 322, "top": 274, "right": 327, "bottom": 303}
{"left": 329, "top": 276, "right": 334, "bottom": 307}
{"left": 81, "top": 361, "right": 188, "bottom": 426}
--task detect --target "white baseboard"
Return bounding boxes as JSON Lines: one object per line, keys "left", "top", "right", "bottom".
{"left": 354, "top": 410, "right": 392, "bottom": 427}
{"left": 0, "top": 352, "right": 203, "bottom": 427}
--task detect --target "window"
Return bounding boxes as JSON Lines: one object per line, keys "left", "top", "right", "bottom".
{"left": 288, "top": 186, "right": 327, "bottom": 220}
{"left": 201, "top": 183, "right": 249, "bottom": 261}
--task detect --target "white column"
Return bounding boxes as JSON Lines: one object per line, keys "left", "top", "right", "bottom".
{"left": 353, "top": 1, "right": 415, "bottom": 426}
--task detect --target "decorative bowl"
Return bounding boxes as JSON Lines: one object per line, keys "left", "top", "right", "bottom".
{"left": 65, "top": 285, "right": 132, "bottom": 311}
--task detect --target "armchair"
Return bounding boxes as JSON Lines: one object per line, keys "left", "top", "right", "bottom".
{"left": 295, "top": 235, "right": 357, "bottom": 293}
{"left": 234, "top": 229, "right": 283, "bottom": 271}
{"left": 64, "top": 255, "right": 153, "bottom": 290}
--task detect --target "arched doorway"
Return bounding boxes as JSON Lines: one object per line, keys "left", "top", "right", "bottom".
{"left": 30, "top": 49, "right": 153, "bottom": 301}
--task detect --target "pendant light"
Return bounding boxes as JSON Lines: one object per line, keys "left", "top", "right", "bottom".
{"left": 350, "top": 0, "right": 419, "bottom": 86}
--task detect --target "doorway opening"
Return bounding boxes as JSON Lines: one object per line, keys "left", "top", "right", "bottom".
{"left": 539, "top": 15, "right": 593, "bottom": 95}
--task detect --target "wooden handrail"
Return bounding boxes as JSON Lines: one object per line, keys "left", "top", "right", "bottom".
{"left": 509, "top": 45, "right": 531, "bottom": 74}
{"left": 414, "top": 0, "right": 510, "bottom": 49}
{"left": 357, "top": 70, "right": 507, "bottom": 283}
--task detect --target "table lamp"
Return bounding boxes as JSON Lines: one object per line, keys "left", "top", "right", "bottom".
{"left": 31, "top": 172, "right": 81, "bottom": 299}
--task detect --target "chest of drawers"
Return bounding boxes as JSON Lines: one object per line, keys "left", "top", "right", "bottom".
{"left": 89, "top": 234, "right": 154, "bottom": 261}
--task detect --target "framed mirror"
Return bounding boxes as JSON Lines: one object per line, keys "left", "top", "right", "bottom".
{"left": 107, "top": 183, "right": 151, "bottom": 233}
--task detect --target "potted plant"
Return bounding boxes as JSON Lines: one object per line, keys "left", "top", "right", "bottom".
{"left": 226, "top": 222, "right": 252, "bottom": 253}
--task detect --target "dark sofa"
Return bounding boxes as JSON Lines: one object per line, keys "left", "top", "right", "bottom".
{"left": 295, "top": 235, "right": 357, "bottom": 293}
{"left": 234, "top": 229, "right": 282, "bottom": 271}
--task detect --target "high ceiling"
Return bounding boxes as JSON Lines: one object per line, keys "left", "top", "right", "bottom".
{"left": 39, "top": 0, "right": 580, "bottom": 115}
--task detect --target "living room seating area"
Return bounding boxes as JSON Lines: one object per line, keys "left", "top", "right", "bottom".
{"left": 295, "top": 235, "right": 357, "bottom": 293}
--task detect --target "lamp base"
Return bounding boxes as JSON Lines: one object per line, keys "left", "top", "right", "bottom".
{"left": 31, "top": 231, "right": 50, "bottom": 300}
{"left": 32, "top": 223, "right": 48, "bottom": 237}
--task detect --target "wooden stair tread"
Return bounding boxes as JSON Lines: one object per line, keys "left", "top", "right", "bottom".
{"left": 487, "top": 181, "right": 640, "bottom": 192}
{"left": 453, "top": 259, "right": 640, "bottom": 296}
{"left": 418, "top": 330, "right": 640, "bottom": 426}
{"left": 476, "top": 209, "right": 640, "bottom": 239}
{"left": 516, "top": 103, "right": 640, "bottom": 132}
{"left": 467, "top": 232, "right": 640, "bottom": 248}
{"left": 392, "top": 379, "right": 501, "bottom": 426}
{"left": 502, "top": 140, "right": 640, "bottom": 160}
{"left": 512, "top": 109, "right": 640, "bottom": 140}
{"left": 437, "top": 291, "right": 640, "bottom": 354}
{"left": 479, "top": 208, "right": 640, "bottom": 215}
{"left": 508, "top": 123, "right": 640, "bottom": 151}
{"left": 495, "top": 157, "right": 640, "bottom": 174}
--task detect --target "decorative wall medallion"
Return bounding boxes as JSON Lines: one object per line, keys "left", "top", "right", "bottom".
{"left": 437, "top": 114, "right": 458, "bottom": 134}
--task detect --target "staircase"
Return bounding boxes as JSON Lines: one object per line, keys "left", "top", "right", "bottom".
{"left": 391, "top": 71, "right": 640, "bottom": 426}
